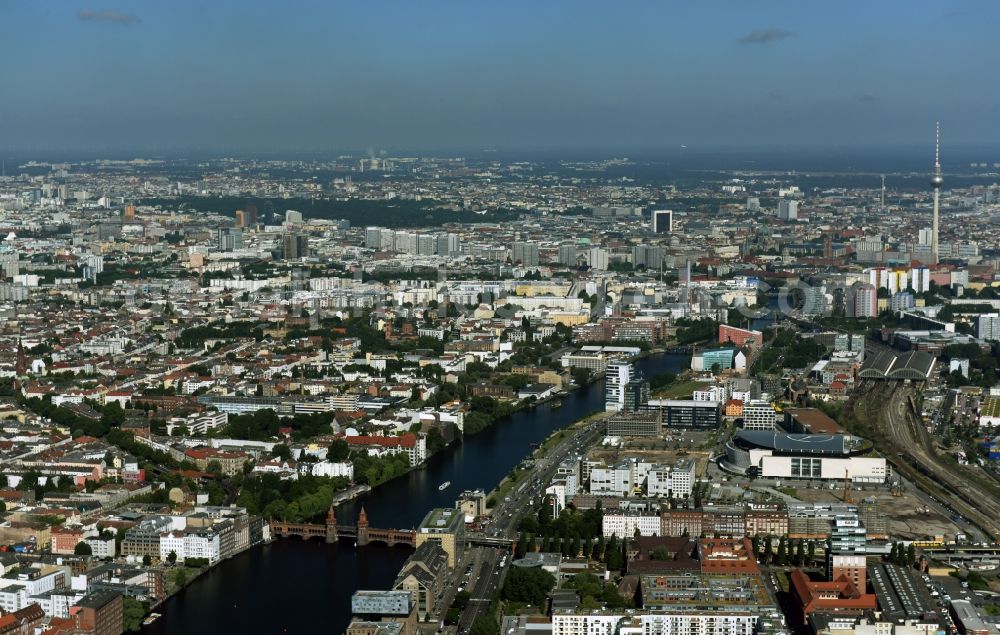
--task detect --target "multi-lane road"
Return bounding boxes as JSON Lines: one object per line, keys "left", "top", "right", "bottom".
{"left": 450, "top": 416, "right": 608, "bottom": 633}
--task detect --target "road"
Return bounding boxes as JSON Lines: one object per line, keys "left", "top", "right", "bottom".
{"left": 450, "top": 415, "right": 608, "bottom": 633}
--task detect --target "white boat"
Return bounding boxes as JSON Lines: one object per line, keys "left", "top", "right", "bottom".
{"left": 438, "top": 481, "right": 451, "bottom": 491}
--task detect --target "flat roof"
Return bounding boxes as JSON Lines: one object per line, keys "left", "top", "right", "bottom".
{"left": 784, "top": 408, "right": 845, "bottom": 435}
{"left": 418, "top": 508, "right": 463, "bottom": 533}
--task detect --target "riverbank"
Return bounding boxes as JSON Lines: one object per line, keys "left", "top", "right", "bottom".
{"left": 485, "top": 409, "right": 606, "bottom": 508}
{"left": 142, "top": 352, "right": 691, "bottom": 635}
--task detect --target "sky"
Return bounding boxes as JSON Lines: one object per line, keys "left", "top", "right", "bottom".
{"left": 1, "top": 0, "right": 998, "bottom": 155}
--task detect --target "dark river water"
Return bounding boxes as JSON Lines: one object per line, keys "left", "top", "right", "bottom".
{"left": 142, "top": 353, "right": 688, "bottom": 635}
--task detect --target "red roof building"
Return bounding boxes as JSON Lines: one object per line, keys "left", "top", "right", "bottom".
{"left": 788, "top": 568, "right": 876, "bottom": 625}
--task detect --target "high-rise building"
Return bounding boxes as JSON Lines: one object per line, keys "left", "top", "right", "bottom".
{"left": 623, "top": 377, "right": 650, "bottom": 412}
{"left": 588, "top": 247, "right": 609, "bottom": 270}
{"left": 652, "top": 209, "right": 673, "bottom": 234}
{"left": 122, "top": 203, "right": 136, "bottom": 222}
{"left": 778, "top": 199, "right": 799, "bottom": 221}
{"left": 283, "top": 232, "right": 309, "bottom": 259}
{"left": 742, "top": 401, "right": 776, "bottom": 431}
{"left": 234, "top": 210, "right": 247, "bottom": 228}
{"left": 849, "top": 284, "right": 878, "bottom": 318}
{"left": 435, "top": 233, "right": 460, "bottom": 256}
{"left": 217, "top": 227, "right": 243, "bottom": 252}
{"left": 800, "top": 286, "right": 829, "bottom": 317}
{"left": 244, "top": 202, "right": 258, "bottom": 226}
{"left": 746, "top": 197, "right": 761, "bottom": 212}
{"left": 0, "top": 251, "right": 19, "bottom": 278}
{"left": 977, "top": 314, "right": 1000, "bottom": 341}
{"left": 365, "top": 227, "right": 382, "bottom": 249}
{"left": 512, "top": 241, "right": 540, "bottom": 266}
{"left": 285, "top": 210, "right": 303, "bottom": 225}
{"left": 917, "top": 227, "right": 933, "bottom": 246}
{"left": 605, "top": 361, "right": 634, "bottom": 412}
{"left": 909, "top": 266, "right": 930, "bottom": 293}
{"left": 889, "top": 292, "right": 915, "bottom": 312}
{"left": 827, "top": 511, "right": 867, "bottom": 589}
{"left": 379, "top": 228, "right": 396, "bottom": 251}
{"left": 558, "top": 244, "right": 578, "bottom": 266}
{"left": 632, "top": 245, "right": 665, "bottom": 270}
{"left": 394, "top": 231, "right": 417, "bottom": 254}
{"left": 417, "top": 234, "right": 436, "bottom": 256}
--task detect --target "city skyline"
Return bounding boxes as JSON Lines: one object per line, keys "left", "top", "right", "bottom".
{"left": 2, "top": 1, "right": 1000, "bottom": 153}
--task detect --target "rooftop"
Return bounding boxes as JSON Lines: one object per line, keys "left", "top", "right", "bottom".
{"left": 417, "top": 507, "right": 463, "bottom": 533}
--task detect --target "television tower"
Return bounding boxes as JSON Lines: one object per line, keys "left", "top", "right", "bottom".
{"left": 931, "top": 122, "right": 943, "bottom": 264}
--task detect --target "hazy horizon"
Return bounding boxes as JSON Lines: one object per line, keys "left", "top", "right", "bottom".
{"left": 2, "top": 0, "right": 998, "bottom": 154}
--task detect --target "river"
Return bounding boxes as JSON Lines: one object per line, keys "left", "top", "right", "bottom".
{"left": 142, "top": 353, "right": 688, "bottom": 635}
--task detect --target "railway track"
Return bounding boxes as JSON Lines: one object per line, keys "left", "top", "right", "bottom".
{"left": 857, "top": 383, "right": 1000, "bottom": 541}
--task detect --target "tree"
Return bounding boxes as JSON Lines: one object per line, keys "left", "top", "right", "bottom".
{"left": 206, "top": 460, "right": 223, "bottom": 475}
{"left": 762, "top": 536, "right": 774, "bottom": 564}
{"left": 452, "top": 590, "right": 471, "bottom": 610}
{"left": 501, "top": 566, "right": 555, "bottom": 606}
{"left": 591, "top": 537, "right": 603, "bottom": 560}
{"left": 906, "top": 544, "right": 917, "bottom": 568}
{"left": 172, "top": 567, "right": 188, "bottom": 588}
{"left": 74, "top": 541, "right": 92, "bottom": 556}
{"left": 516, "top": 534, "right": 529, "bottom": 558}
{"left": 571, "top": 367, "right": 592, "bottom": 386}
{"left": 167, "top": 550, "right": 178, "bottom": 565}
{"left": 142, "top": 554, "right": 152, "bottom": 566}
{"left": 470, "top": 614, "right": 498, "bottom": 635}
{"left": 327, "top": 439, "right": 350, "bottom": 461}
{"left": 650, "top": 546, "right": 671, "bottom": 561}
{"left": 272, "top": 444, "right": 292, "bottom": 461}
{"left": 605, "top": 542, "right": 624, "bottom": 572}
{"left": 123, "top": 597, "right": 148, "bottom": 632}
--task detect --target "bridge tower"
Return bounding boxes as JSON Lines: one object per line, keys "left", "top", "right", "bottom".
{"left": 325, "top": 505, "right": 338, "bottom": 544}
{"left": 356, "top": 507, "right": 370, "bottom": 546}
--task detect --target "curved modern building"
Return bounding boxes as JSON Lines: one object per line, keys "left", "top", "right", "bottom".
{"left": 721, "top": 430, "right": 886, "bottom": 483}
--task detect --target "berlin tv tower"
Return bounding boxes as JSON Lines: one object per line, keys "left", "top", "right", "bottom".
{"left": 931, "top": 122, "right": 943, "bottom": 264}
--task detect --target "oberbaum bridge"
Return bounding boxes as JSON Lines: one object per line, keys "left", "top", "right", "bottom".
{"left": 269, "top": 505, "right": 512, "bottom": 549}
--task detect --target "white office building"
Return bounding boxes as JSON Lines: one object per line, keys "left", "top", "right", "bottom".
{"left": 645, "top": 458, "right": 696, "bottom": 499}
{"left": 601, "top": 513, "right": 661, "bottom": 538}
{"left": 605, "top": 361, "right": 634, "bottom": 412}
{"left": 742, "top": 401, "right": 777, "bottom": 430}
{"left": 590, "top": 461, "right": 633, "bottom": 496}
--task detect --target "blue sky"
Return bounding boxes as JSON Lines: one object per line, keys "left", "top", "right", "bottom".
{"left": 1, "top": 0, "right": 997, "bottom": 153}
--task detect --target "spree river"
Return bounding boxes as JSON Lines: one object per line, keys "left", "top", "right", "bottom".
{"left": 142, "top": 353, "right": 688, "bottom": 635}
